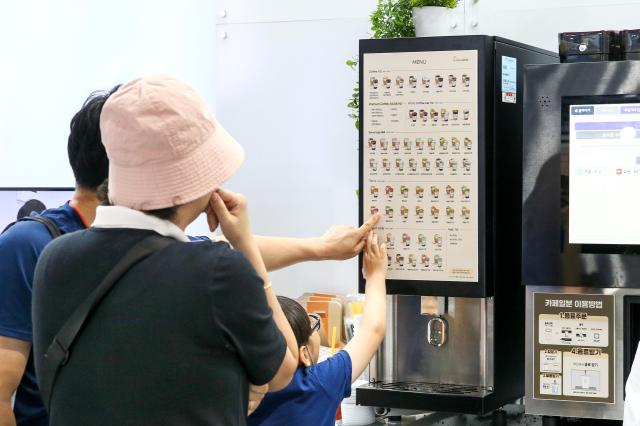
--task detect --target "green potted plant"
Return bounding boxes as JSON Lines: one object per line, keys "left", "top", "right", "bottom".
{"left": 411, "top": 0, "right": 461, "bottom": 37}
{"left": 347, "top": 0, "right": 416, "bottom": 129}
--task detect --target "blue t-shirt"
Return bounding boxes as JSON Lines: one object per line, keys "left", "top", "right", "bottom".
{"left": 0, "top": 202, "right": 85, "bottom": 426}
{"left": 248, "top": 350, "right": 352, "bottom": 426}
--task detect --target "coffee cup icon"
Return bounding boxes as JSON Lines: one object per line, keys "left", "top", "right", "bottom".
{"left": 435, "top": 158, "right": 444, "bottom": 171}
{"left": 386, "top": 233, "right": 395, "bottom": 246}
{"left": 370, "top": 186, "right": 379, "bottom": 198}
{"left": 448, "top": 74, "right": 457, "bottom": 87}
{"left": 452, "top": 137, "right": 460, "bottom": 150}
{"left": 462, "top": 185, "right": 470, "bottom": 199}
{"left": 422, "top": 158, "right": 431, "bottom": 171}
{"left": 431, "top": 206, "right": 439, "bottom": 219}
{"left": 452, "top": 109, "right": 459, "bottom": 120}
{"left": 446, "top": 206, "right": 455, "bottom": 219}
{"left": 464, "top": 138, "right": 472, "bottom": 150}
{"left": 396, "top": 76, "right": 404, "bottom": 88}
{"left": 409, "top": 75, "right": 417, "bottom": 88}
{"left": 439, "top": 137, "right": 448, "bottom": 150}
{"left": 421, "top": 254, "right": 430, "bottom": 266}
{"left": 461, "top": 206, "right": 470, "bottom": 220}
{"left": 449, "top": 158, "right": 457, "bottom": 171}
{"left": 463, "top": 158, "right": 471, "bottom": 171}
{"left": 383, "top": 76, "right": 391, "bottom": 89}
{"left": 382, "top": 158, "right": 391, "bottom": 171}
{"left": 418, "top": 234, "right": 427, "bottom": 247}
{"left": 395, "top": 158, "right": 404, "bottom": 171}
{"left": 370, "top": 206, "right": 379, "bottom": 215}
{"left": 392, "top": 138, "right": 401, "bottom": 151}
{"left": 404, "top": 138, "right": 412, "bottom": 151}
{"left": 428, "top": 138, "right": 436, "bottom": 151}
{"left": 368, "top": 138, "right": 377, "bottom": 150}
{"left": 419, "top": 109, "right": 427, "bottom": 121}
{"left": 385, "top": 205, "right": 394, "bottom": 218}
{"left": 408, "top": 158, "right": 417, "bottom": 171}
{"left": 400, "top": 205, "right": 409, "bottom": 219}
{"left": 408, "top": 254, "right": 417, "bottom": 267}
{"left": 370, "top": 77, "right": 379, "bottom": 89}
{"left": 369, "top": 159, "right": 377, "bottom": 171}
{"left": 430, "top": 109, "right": 439, "bottom": 122}
{"left": 430, "top": 185, "right": 439, "bottom": 199}
{"left": 463, "top": 109, "right": 470, "bottom": 120}
{"left": 385, "top": 185, "right": 394, "bottom": 197}
{"left": 440, "top": 108, "right": 449, "bottom": 122}
{"left": 462, "top": 74, "right": 470, "bottom": 87}
{"left": 422, "top": 77, "right": 430, "bottom": 88}
{"left": 416, "top": 186, "right": 425, "bottom": 198}
{"left": 416, "top": 138, "right": 424, "bottom": 150}
{"left": 387, "top": 254, "right": 392, "bottom": 267}
{"left": 433, "top": 234, "right": 443, "bottom": 247}
{"left": 446, "top": 185, "right": 455, "bottom": 198}
{"left": 402, "top": 233, "right": 411, "bottom": 247}
{"left": 435, "top": 75, "right": 444, "bottom": 88}
{"left": 409, "top": 110, "right": 417, "bottom": 122}
{"left": 434, "top": 254, "right": 443, "bottom": 268}
{"left": 380, "top": 138, "right": 388, "bottom": 150}
{"left": 415, "top": 206, "right": 425, "bottom": 219}
{"left": 400, "top": 185, "right": 409, "bottom": 198}
{"left": 396, "top": 254, "right": 404, "bottom": 266}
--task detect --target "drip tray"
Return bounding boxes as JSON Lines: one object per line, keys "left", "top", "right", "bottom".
{"left": 356, "top": 381, "right": 495, "bottom": 414}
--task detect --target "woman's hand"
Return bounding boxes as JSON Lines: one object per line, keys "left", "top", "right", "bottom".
{"left": 362, "top": 231, "right": 387, "bottom": 280}
{"left": 208, "top": 188, "right": 253, "bottom": 250}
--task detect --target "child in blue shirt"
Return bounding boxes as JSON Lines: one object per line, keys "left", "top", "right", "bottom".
{"left": 248, "top": 231, "right": 387, "bottom": 426}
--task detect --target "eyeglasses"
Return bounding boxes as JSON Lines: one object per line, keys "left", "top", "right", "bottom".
{"left": 308, "top": 313, "right": 321, "bottom": 333}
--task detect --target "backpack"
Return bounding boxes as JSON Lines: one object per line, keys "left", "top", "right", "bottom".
{"left": 1, "top": 216, "right": 62, "bottom": 239}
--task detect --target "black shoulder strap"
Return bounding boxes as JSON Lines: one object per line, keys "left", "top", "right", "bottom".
{"left": 1, "top": 216, "right": 62, "bottom": 239}
{"left": 39, "top": 234, "right": 173, "bottom": 410}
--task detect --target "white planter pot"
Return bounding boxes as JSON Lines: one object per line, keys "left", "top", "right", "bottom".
{"left": 412, "top": 6, "right": 454, "bottom": 37}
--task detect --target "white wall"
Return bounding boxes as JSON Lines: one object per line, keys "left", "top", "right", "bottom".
{"left": 0, "top": 0, "right": 219, "bottom": 189}
{"left": 214, "top": 0, "right": 376, "bottom": 297}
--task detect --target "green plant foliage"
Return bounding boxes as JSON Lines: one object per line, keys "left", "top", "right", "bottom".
{"left": 346, "top": 59, "right": 360, "bottom": 129}
{"left": 346, "top": 0, "right": 416, "bottom": 129}
{"left": 410, "top": 0, "right": 460, "bottom": 8}
{"left": 370, "top": 0, "right": 416, "bottom": 39}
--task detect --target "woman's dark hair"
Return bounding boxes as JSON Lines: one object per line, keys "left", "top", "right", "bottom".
{"left": 97, "top": 178, "right": 178, "bottom": 221}
{"left": 277, "top": 296, "right": 312, "bottom": 347}
{"left": 67, "top": 85, "right": 121, "bottom": 191}
{"left": 17, "top": 199, "right": 46, "bottom": 220}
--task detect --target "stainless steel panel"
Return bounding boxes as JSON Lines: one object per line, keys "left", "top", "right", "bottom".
{"left": 376, "top": 295, "right": 492, "bottom": 387}
{"left": 525, "top": 286, "right": 640, "bottom": 420}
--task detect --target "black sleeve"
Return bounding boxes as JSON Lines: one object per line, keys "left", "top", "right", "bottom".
{"left": 211, "top": 245, "right": 287, "bottom": 385}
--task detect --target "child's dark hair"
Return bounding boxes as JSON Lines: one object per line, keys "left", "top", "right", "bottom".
{"left": 277, "top": 296, "right": 313, "bottom": 347}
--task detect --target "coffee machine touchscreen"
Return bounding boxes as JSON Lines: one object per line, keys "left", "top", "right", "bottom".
{"left": 567, "top": 99, "right": 640, "bottom": 246}
{"left": 362, "top": 50, "right": 479, "bottom": 282}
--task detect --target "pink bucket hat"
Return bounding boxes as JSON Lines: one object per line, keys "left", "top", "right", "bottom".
{"left": 100, "top": 75, "right": 244, "bottom": 210}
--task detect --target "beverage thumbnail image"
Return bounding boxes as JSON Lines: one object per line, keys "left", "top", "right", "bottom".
{"left": 409, "top": 75, "right": 417, "bottom": 88}
{"left": 383, "top": 76, "right": 391, "bottom": 89}
{"left": 431, "top": 206, "right": 440, "bottom": 220}
{"left": 396, "top": 75, "right": 404, "bottom": 88}
{"left": 370, "top": 186, "right": 379, "bottom": 198}
{"left": 422, "top": 158, "right": 431, "bottom": 171}
{"left": 369, "top": 77, "right": 379, "bottom": 89}
{"left": 380, "top": 138, "right": 388, "bottom": 150}
{"left": 368, "top": 138, "right": 376, "bottom": 150}
{"left": 433, "top": 234, "right": 443, "bottom": 247}
{"left": 385, "top": 185, "right": 394, "bottom": 198}
{"left": 416, "top": 138, "right": 424, "bottom": 151}
{"left": 404, "top": 138, "right": 412, "bottom": 151}
{"left": 452, "top": 137, "right": 460, "bottom": 150}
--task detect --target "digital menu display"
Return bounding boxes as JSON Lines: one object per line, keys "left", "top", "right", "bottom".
{"left": 362, "top": 50, "right": 479, "bottom": 282}
{"left": 569, "top": 103, "right": 640, "bottom": 245}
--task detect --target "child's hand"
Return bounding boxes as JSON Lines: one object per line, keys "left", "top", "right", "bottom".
{"left": 362, "top": 231, "right": 387, "bottom": 280}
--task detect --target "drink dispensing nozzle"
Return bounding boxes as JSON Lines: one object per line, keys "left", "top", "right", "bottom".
{"left": 420, "top": 296, "right": 449, "bottom": 347}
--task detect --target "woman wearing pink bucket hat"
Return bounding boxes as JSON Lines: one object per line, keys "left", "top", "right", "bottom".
{"left": 31, "top": 75, "right": 319, "bottom": 425}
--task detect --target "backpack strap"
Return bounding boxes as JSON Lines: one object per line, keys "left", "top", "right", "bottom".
{"left": 2, "top": 216, "right": 62, "bottom": 239}
{"left": 39, "top": 234, "right": 173, "bottom": 410}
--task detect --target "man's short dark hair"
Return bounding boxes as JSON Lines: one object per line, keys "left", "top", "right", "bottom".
{"left": 67, "top": 85, "right": 120, "bottom": 190}
{"left": 17, "top": 199, "right": 46, "bottom": 220}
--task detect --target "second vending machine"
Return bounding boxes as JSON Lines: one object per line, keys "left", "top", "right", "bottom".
{"left": 357, "top": 36, "right": 556, "bottom": 413}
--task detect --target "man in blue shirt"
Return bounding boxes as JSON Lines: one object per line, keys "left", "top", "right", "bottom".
{"left": 0, "top": 87, "right": 117, "bottom": 426}
{"left": 0, "top": 89, "right": 379, "bottom": 426}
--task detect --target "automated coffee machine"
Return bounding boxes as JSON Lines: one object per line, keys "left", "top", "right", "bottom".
{"left": 523, "top": 60, "right": 640, "bottom": 420}
{"left": 357, "top": 35, "right": 556, "bottom": 414}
